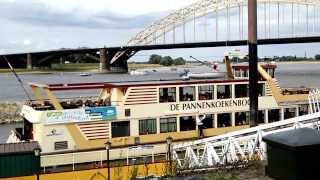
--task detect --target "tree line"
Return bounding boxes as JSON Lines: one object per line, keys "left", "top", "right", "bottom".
{"left": 230, "top": 54, "right": 320, "bottom": 63}
{"left": 148, "top": 54, "right": 186, "bottom": 66}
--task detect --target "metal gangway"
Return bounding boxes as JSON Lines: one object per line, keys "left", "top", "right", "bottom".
{"left": 172, "top": 89, "right": 320, "bottom": 170}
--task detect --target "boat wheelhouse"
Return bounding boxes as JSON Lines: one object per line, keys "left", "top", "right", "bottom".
{"left": 20, "top": 63, "right": 311, "bottom": 154}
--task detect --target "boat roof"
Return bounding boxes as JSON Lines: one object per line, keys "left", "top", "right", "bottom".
{"left": 0, "top": 142, "right": 40, "bottom": 155}
{"left": 31, "top": 78, "right": 249, "bottom": 91}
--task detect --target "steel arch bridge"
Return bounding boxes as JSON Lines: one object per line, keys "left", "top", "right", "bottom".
{"left": 127, "top": 0, "right": 320, "bottom": 46}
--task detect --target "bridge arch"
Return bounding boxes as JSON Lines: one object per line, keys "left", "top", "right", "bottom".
{"left": 127, "top": 0, "right": 320, "bottom": 46}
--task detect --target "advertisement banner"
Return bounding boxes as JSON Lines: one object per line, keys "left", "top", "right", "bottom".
{"left": 85, "top": 106, "right": 117, "bottom": 120}
{"left": 45, "top": 106, "right": 117, "bottom": 125}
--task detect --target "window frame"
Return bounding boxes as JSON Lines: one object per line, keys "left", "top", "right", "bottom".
{"left": 198, "top": 85, "right": 214, "bottom": 100}
{"left": 139, "top": 119, "right": 157, "bottom": 135}
{"left": 159, "top": 87, "right": 176, "bottom": 103}
{"left": 217, "top": 84, "right": 232, "bottom": 99}
{"left": 179, "top": 86, "right": 196, "bottom": 102}
{"left": 160, "top": 117, "right": 177, "bottom": 133}
{"left": 234, "top": 83, "right": 249, "bottom": 98}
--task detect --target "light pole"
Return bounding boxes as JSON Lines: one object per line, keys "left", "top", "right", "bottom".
{"left": 34, "top": 148, "right": 41, "bottom": 180}
{"left": 105, "top": 141, "right": 111, "bottom": 180}
{"left": 166, "top": 137, "right": 173, "bottom": 176}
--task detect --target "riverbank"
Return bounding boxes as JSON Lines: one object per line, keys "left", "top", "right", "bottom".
{"left": 0, "top": 63, "right": 164, "bottom": 74}
{"left": 0, "top": 102, "right": 22, "bottom": 124}
{"left": 275, "top": 60, "right": 320, "bottom": 64}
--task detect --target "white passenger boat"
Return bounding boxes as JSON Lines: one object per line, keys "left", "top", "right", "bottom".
{"left": 18, "top": 61, "right": 311, "bottom": 155}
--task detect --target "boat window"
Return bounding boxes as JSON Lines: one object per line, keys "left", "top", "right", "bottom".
{"left": 243, "top": 70, "right": 249, "bottom": 78}
{"left": 160, "top": 117, "right": 177, "bottom": 133}
{"left": 217, "top": 113, "right": 232, "bottom": 128}
{"left": 235, "top": 112, "right": 249, "bottom": 126}
{"left": 112, "top": 121, "right": 130, "bottom": 138}
{"left": 268, "top": 109, "right": 281, "bottom": 123}
{"left": 202, "top": 114, "right": 214, "bottom": 128}
{"left": 258, "top": 83, "right": 265, "bottom": 96}
{"left": 234, "top": 69, "right": 241, "bottom": 77}
{"left": 299, "top": 104, "right": 309, "bottom": 116}
{"left": 159, "top": 87, "right": 176, "bottom": 103}
{"left": 284, "top": 107, "right": 296, "bottom": 119}
{"left": 198, "top": 85, "right": 214, "bottom": 100}
{"left": 54, "top": 141, "right": 68, "bottom": 151}
{"left": 217, "top": 85, "right": 231, "bottom": 99}
{"left": 235, "top": 84, "right": 249, "bottom": 98}
{"left": 23, "top": 118, "right": 33, "bottom": 140}
{"left": 125, "top": 109, "right": 131, "bottom": 117}
{"left": 179, "top": 86, "right": 196, "bottom": 101}
{"left": 258, "top": 110, "right": 265, "bottom": 124}
{"left": 139, "top": 119, "right": 157, "bottom": 135}
{"left": 179, "top": 116, "right": 196, "bottom": 131}
{"left": 268, "top": 68, "right": 275, "bottom": 77}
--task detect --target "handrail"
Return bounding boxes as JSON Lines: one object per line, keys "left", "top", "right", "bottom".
{"left": 173, "top": 111, "right": 320, "bottom": 149}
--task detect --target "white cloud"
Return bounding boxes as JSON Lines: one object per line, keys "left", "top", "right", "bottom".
{"left": 0, "top": 49, "right": 5, "bottom": 54}
{"left": 36, "top": 0, "right": 198, "bottom": 16}
{"left": 23, "top": 39, "right": 32, "bottom": 46}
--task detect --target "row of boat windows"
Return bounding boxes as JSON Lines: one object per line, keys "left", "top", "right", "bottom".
{"left": 159, "top": 83, "right": 265, "bottom": 103}
{"left": 233, "top": 68, "right": 275, "bottom": 78}
{"left": 111, "top": 105, "right": 309, "bottom": 138}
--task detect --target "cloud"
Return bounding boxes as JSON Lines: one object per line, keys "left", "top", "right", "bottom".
{"left": 0, "top": 0, "right": 194, "bottom": 30}
{"left": 23, "top": 39, "right": 32, "bottom": 46}
{"left": 0, "top": 1, "right": 161, "bottom": 29}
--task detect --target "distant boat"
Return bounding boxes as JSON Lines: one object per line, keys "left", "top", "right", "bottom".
{"left": 80, "top": 73, "right": 91, "bottom": 77}
{"left": 181, "top": 72, "right": 225, "bottom": 79}
{"left": 129, "top": 70, "right": 147, "bottom": 76}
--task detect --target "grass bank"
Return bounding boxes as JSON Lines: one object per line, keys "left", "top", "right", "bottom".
{"left": 0, "top": 102, "right": 22, "bottom": 124}
{"left": 177, "top": 161, "right": 270, "bottom": 180}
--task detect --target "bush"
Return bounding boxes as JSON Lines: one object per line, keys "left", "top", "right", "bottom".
{"left": 174, "top": 57, "right": 186, "bottom": 65}
{"left": 160, "top": 56, "right": 174, "bottom": 66}
{"left": 148, "top": 54, "right": 162, "bottom": 64}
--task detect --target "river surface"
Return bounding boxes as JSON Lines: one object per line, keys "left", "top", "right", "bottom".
{"left": 1, "top": 62, "right": 320, "bottom": 102}
{"left": 0, "top": 62, "right": 320, "bottom": 143}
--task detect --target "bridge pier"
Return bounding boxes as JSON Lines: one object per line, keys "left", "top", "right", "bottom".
{"left": 100, "top": 49, "right": 129, "bottom": 73}
{"left": 99, "top": 48, "right": 110, "bottom": 73}
{"left": 26, "top": 53, "right": 32, "bottom": 70}
{"left": 248, "top": 0, "right": 258, "bottom": 127}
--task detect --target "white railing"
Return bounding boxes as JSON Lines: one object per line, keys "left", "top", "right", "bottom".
{"left": 173, "top": 89, "right": 320, "bottom": 169}
{"left": 41, "top": 144, "right": 166, "bottom": 170}
{"left": 173, "top": 112, "right": 320, "bottom": 169}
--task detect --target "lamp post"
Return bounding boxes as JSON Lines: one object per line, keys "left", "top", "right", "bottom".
{"left": 166, "top": 137, "right": 173, "bottom": 176}
{"left": 105, "top": 141, "right": 111, "bottom": 180}
{"left": 34, "top": 148, "right": 41, "bottom": 180}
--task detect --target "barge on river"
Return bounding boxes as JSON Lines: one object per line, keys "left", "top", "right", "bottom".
{"left": 19, "top": 62, "right": 310, "bottom": 154}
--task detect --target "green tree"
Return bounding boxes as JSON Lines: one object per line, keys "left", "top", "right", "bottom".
{"left": 160, "top": 56, "right": 174, "bottom": 66}
{"left": 148, "top": 54, "right": 162, "bottom": 64}
{"left": 315, "top": 54, "right": 320, "bottom": 60}
{"left": 173, "top": 57, "right": 186, "bottom": 65}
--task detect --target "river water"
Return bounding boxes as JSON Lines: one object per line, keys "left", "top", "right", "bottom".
{"left": 0, "top": 62, "right": 320, "bottom": 143}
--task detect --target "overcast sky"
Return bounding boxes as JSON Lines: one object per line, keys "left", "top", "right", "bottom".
{"left": 0, "top": 0, "right": 319, "bottom": 61}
